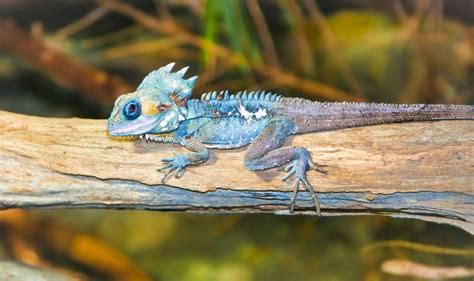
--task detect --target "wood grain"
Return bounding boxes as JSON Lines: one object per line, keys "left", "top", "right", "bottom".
{"left": 0, "top": 110, "right": 472, "bottom": 233}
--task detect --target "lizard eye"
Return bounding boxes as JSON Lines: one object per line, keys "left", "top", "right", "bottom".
{"left": 123, "top": 99, "right": 141, "bottom": 120}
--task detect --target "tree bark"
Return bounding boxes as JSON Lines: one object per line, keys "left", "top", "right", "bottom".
{"left": 0, "top": 110, "right": 472, "bottom": 233}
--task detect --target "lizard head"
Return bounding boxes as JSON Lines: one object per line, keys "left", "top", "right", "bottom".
{"left": 107, "top": 63, "right": 197, "bottom": 137}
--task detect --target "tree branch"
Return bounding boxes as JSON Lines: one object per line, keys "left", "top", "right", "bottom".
{"left": 0, "top": 110, "right": 472, "bottom": 234}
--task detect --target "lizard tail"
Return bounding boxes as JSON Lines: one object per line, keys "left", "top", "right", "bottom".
{"left": 288, "top": 101, "right": 474, "bottom": 133}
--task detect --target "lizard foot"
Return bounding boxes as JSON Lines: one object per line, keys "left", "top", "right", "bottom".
{"left": 282, "top": 150, "right": 325, "bottom": 216}
{"left": 158, "top": 152, "right": 188, "bottom": 183}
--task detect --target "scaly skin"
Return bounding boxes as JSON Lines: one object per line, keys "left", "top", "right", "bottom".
{"left": 107, "top": 63, "right": 474, "bottom": 215}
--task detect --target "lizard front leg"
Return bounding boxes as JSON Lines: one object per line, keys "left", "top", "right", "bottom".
{"left": 158, "top": 136, "right": 210, "bottom": 183}
{"left": 244, "top": 117, "right": 326, "bottom": 215}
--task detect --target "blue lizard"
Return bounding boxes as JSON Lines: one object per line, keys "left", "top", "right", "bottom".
{"left": 107, "top": 63, "right": 474, "bottom": 215}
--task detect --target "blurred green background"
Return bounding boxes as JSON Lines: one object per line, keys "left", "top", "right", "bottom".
{"left": 0, "top": 0, "right": 472, "bottom": 280}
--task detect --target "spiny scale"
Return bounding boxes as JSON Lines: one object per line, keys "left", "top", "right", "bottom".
{"left": 162, "top": 62, "right": 175, "bottom": 72}
{"left": 200, "top": 90, "right": 283, "bottom": 102}
{"left": 137, "top": 62, "right": 196, "bottom": 92}
{"left": 176, "top": 66, "right": 189, "bottom": 77}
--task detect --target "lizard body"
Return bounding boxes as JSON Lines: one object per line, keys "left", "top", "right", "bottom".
{"left": 107, "top": 63, "right": 474, "bottom": 215}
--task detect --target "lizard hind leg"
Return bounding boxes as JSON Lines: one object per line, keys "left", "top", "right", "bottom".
{"left": 244, "top": 117, "right": 326, "bottom": 215}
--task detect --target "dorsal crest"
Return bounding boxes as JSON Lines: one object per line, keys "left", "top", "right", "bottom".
{"left": 200, "top": 90, "right": 284, "bottom": 102}
{"left": 137, "top": 62, "right": 197, "bottom": 100}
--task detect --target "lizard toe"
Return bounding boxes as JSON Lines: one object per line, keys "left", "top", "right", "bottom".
{"left": 282, "top": 153, "right": 321, "bottom": 215}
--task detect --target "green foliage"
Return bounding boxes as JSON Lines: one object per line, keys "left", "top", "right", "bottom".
{"left": 202, "top": 0, "right": 261, "bottom": 69}
{"left": 315, "top": 11, "right": 404, "bottom": 101}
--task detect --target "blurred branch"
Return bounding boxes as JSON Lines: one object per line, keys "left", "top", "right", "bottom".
{"left": 0, "top": 20, "right": 133, "bottom": 104}
{"left": 381, "top": 259, "right": 474, "bottom": 279}
{"left": 302, "top": 0, "right": 365, "bottom": 99}
{"left": 393, "top": 0, "right": 408, "bottom": 22}
{"left": 193, "top": 62, "right": 234, "bottom": 90}
{"left": 362, "top": 240, "right": 474, "bottom": 257}
{"left": 0, "top": 111, "right": 472, "bottom": 233}
{"left": 54, "top": 7, "right": 109, "bottom": 40}
{"left": 245, "top": 0, "right": 281, "bottom": 68}
{"left": 0, "top": 260, "right": 78, "bottom": 281}
{"left": 79, "top": 25, "right": 145, "bottom": 50}
{"left": 398, "top": 0, "right": 431, "bottom": 42}
{"left": 97, "top": 0, "right": 358, "bottom": 101}
{"left": 152, "top": 0, "right": 172, "bottom": 20}
{"left": 397, "top": 0, "right": 437, "bottom": 104}
{"left": 0, "top": 210, "right": 152, "bottom": 281}
{"left": 103, "top": 38, "right": 183, "bottom": 59}
{"left": 279, "top": 0, "right": 316, "bottom": 74}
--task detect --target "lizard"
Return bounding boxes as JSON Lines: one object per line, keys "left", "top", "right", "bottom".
{"left": 107, "top": 62, "right": 474, "bottom": 215}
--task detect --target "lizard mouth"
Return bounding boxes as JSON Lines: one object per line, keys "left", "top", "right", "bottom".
{"left": 107, "top": 116, "right": 158, "bottom": 137}
{"left": 138, "top": 134, "right": 155, "bottom": 141}
{"left": 106, "top": 133, "right": 154, "bottom": 141}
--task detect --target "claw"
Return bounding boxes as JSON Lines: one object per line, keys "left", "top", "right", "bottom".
{"left": 157, "top": 163, "right": 172, "bottom": 171}
{"left": 284, "top": 162, "right": 294, "bottom": 172}
{"left": 309, "top": 158, "right": 328, "bottom": 173}
{"left": 289, "top": 179, "right": 299, "bottom": 213}
{"left": 162, "top": 62, "right": 175, "bottom": 72}
{"left": 175, "top": 167, "right": 186, "bottom": 178}
{"left": 160, "top": 168, "right": 175, "bottom": 183}
{"left": 282, "top": 170, "right": 295, "bottom": 181}
{"left": 311, "top": 164, "right": 327, "bottom": 174}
